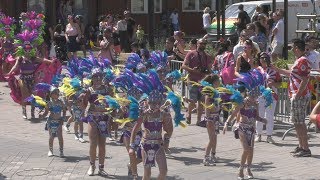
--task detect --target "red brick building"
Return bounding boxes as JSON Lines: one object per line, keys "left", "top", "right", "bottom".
{"left": 0, "top": 0, "right": 246, "bottom": 35}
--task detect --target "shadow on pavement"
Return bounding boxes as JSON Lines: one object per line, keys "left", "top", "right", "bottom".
{"left": 216, "top": 157, "right": 236, "bottom": 164}
{"left": 63, "top": 155, "right": 88, "bottom": 163}
{"left": 170, "top": 155, "right": 202, "bottom": 165}
{"left": 28, "top": 118, "right": 46, "bottom": 124}
{"left": 107, "top": 175, "right": 183, "bottom": 180}
{"left": 223, "top": 161, "right": 275, "bottom": 171}
{"left": 169, "top": 146, "right": 204, "bottom": 154}
{"left": 311, "top": 154, "right": 320, "bottom": 159}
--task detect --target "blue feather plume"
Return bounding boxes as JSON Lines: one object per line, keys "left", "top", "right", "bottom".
{"left": 166, "top": 70, "right": 181, "bottom": 81}
{"left": 260, "top": 86, "right": 273, "bottom": 107}
{"left": 166, "top": 91, "right": 185, "bottom": 127}
{"left": 128, "top": 96, "right": 139, "bottom": 120}
{"left": 105, "top": 96, "right": 120, "bottom": 110}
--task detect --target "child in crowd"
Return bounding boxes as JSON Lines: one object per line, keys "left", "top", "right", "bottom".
{"left": 40, "top": 87, "right": 67, "bottom": 157}
{"left": 202, "top": 74, "right": 221, "bottom": 166}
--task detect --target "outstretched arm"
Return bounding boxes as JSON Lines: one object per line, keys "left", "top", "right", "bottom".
{"left": 310, "top": 101, "right": 320, "bottom": 124}
{"left": 223, "top": 104, "right": 242, "bottom": 134}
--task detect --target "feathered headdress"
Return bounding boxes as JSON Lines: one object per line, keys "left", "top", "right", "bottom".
{"left": 14, "top": 29, "right": 39, "bottom": 57}
{"left": 0, "top": 16, "right": 16, "bottom": 38}
{"left": 148, "top": 51, "right": 168, "bottom": 70}
{"left": 125, "top": 53, "right": 142, "bottom": 70}
{"left": 137, "top": 69, "right": 166, "bottom": 103}
{"left": 235, "top": 69, "right": 272, "bottom": 106}
{"left": 59, "top": 77, "right": 83, "bottom": 97}
{"left": 23, "top": 19, "right": 44, "bottom": 45}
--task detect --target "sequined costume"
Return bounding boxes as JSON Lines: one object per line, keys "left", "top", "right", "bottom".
{"left": 46, "top": 99, "right": 65, "bottom": 137}
{"left": 140, "top": 110, "right": 166, "bottom": 167}
{"left": 237, "top": 103, "right": 258, "bottom": 147}
{"left": 84, "top": 86, "right": 111, "bottom": 137}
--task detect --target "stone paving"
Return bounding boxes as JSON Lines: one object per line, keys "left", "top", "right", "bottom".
{"left": 0, "top": 81, "right": 320, "bottom": 180}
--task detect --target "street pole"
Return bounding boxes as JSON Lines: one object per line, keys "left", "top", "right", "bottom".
{"left": 216, "top": 0, "right": 220, "bottom": 40}
{"left": 148, "top": 0, "right": 155, "bottom": 49}
{"left": 284, "top": 0, "right": 288, "bottom": 60}
{"left": 221, "top": 0, "right": 225, "bottom": 39}
{"left": 272, "top": 0, "right": 276, "bottom": 12}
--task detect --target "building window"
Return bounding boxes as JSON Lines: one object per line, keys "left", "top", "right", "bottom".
{"left": 154, "top": 0, "right": 162, "bottom": 13}
{"left": 28, "top": 0, "right": 46, "bottom": 14}
{"left": 74, "top": 0, "right": 83, "bottom": 9}
{"left": 131, "top": 0, "right": 162, "bottom": 14}
{"left": 182, "top": 0, "right": 215, "bottom": 12}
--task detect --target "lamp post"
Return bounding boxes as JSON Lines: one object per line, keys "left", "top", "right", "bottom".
{"left": 216, "top": 0, "right": 220, "bottom": 40}
{"left": 148, "top": 0, "right": 155, "bottom": 49}
{"left": 284, "top": 0, "right": 288, "bottom": 60}
{"left": 221, "top": 0, "right": 225, "bottom": 38}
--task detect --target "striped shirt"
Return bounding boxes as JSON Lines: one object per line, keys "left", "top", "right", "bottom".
{"left": 289, "top": 56, "right": 311, "bottom": 98}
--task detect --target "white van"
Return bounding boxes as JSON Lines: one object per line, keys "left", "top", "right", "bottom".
{"left": 208, "top": 0, "right": 320, "bottom": 41}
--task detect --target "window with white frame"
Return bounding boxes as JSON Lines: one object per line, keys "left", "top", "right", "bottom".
{"left": 131, "top": 0, "right": 162, "bottom": 14}
{"left": 182, "top": 0, "right": 215, "bottom": 12}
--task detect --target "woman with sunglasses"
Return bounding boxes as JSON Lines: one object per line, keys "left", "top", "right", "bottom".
{"left": 235, "top": 39, "right": 258, "bottom": 77}
{"left": 83, "top": 68, "right": 114, "bottom": 176}
{"left": 255, "top": 52, "right": 281, "bottom": 143}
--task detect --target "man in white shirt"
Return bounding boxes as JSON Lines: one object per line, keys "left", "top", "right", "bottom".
{"left": 271, "top": 10, "right": 284, "bottom": 62}
{"left": 170, "top": 9, "right": 179, "bottom": 31}
{"left": 305, "top": 36, "right": 320, "bottom": 69}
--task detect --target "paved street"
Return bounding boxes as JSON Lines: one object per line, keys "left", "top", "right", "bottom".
{"left": 0, "top": 81, "right": 320, "bottom": 180}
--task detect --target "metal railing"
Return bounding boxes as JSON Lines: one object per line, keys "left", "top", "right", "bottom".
{"left": 169, "top": 60, "right": 319, "bottom": 137}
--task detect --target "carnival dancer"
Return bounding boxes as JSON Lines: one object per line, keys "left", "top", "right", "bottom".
{"left": 129, "top": 69, "right": 185, "bottom": 180}
{"left": 223, "top": 70, "right": 271, "bottom": 180}
{"left": 111, "top": 69, "right": 145, "bottom": 179}
{"left": 149, "top": 51, "right": 175, "bottom": 154}
{"left": 83, "top": 68, "right": 114, "bottom": 176}
{"left": 7, "top": 29, "right": 52, "bottom": 119}
{"left": 26, "top": 83, "right": 66, "bottom": 157}
{"left": 40, "top": 87, "right": 66, "bottom": 157}
{"left": 0, "top": 15, "right": 16, "bottom": 81}
{"left": 201, "top": 74, "right": 221, "bottom": 166}
{"left": 63, "top": 77, "right": 86, "bottom": 143}
{"left": 255, "top": 52, "right": 281, "bottom": 143}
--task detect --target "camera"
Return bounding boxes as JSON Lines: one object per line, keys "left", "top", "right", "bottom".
{"left": 197, "top": 67, "right": 210, "bottom": 74}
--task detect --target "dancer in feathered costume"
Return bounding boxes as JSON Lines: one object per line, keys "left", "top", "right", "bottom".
{"left": 61, "top": 77, "right": 87, "bottom": 143}
{"left": 222, "top": 68, "right": 271, "bottom": 180}
{"left": 128, "top": 69, "right": 185, "bottom": 180}
{"left": 83, "top": 68, "right": 114, "bottom": 176}
{"left": 149, "top": 51, "right": 181, "bottom": 155}
{"left": 0, "top": 15, "right": 16, "bottom": 81}
{"left": 199, "top": 74, "right": 222, "bottom": 166}
{"left": 110, "top": 69, "right": 145, "bottom": 179}
{"left": 7, "top": 29, "right": 53, "bottom": 119}
{"left": 27, "top": 83, "right": 67, "bottom": 157}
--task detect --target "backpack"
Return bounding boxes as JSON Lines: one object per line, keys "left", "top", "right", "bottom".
{"left": 220, "top": 52, "right": 237, "bottom": 85}
{"left": 244, "top": 11, "right": 251, "bottom": 25}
